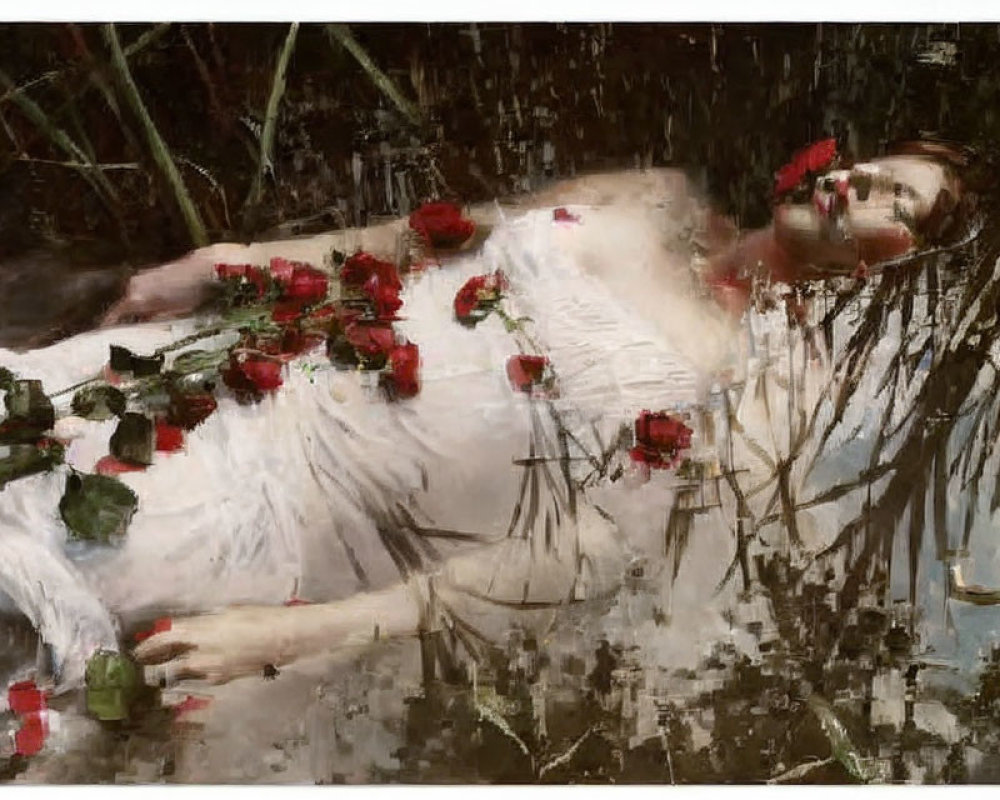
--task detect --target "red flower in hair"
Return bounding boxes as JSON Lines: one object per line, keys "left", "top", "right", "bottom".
{"left": 774, "top": 138, "right": 838, "bottom": 198}
{"left": 409, "top": 202, "right": 476, "bottom": 248}
{"left": 506, "top": 354, "right": 550, "bottom": 394}
{"left": 629, "top": 410, "right": 693, "bottom": 470}
{"left": 383, "top": 342, "right": 421, "bottom": 399}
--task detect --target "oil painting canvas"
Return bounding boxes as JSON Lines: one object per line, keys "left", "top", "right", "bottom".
{"left": 1, "top": 19, "right": 1000, "bottom": 785}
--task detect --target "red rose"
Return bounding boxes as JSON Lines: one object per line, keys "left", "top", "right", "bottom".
{"left": 223, "top": 355, "right": 283, "bottom": 395}
{"left": 453, "top": 276, "right": 485, "bottom": 319}
{"left": 363, "top": 274, "right": 404, "bottom": 320}
{"left": 283, "top": 264, "right": 329, "bottom": 303}
{"left": 454, "top": 270, "right": 507, "bottom": 323}
{"left": 409, "top": 202, "right": 476, "bottom": 248}
{"left": 345, "top": 322, "right": 395, "bottom": 359}
{"left": 214, "top": 263, "right": 252, "bottom": 280}
{"left": 636, "top": 410, "right": 692, "bottom": 451}
{"left": 340, "top": 252, "right": 402, "bottom": 291}
{"left": 271, "top": 299, "right": 306, "bottom": 323}
{"left": 774, "top": 138, "right": 838, "bottom": 198}
{"left": 553, "top": 207, "right": 581, "bottom": 224}
{"left": 631, "top": 410, "right": 693, "bottom": 470}
{"left": 215, "top": 263, "right": 270, "bottom": 299}
{"left": 8, "top": 680, "right": 46, "bottom": 715}
{"left": 167, "top": 392, "right": 217, "bottom": 431}
{"left": 281, "top": 328, "right": 324, "bottom": 359}
{"left": 239, "top": 358, "right": 283, "bottom": 391}
{"left": 384, "top": 342, "right": 420, "bottom": 398}
{"left": 506, "top": 354, "right": 549, "bottom": 394}
{"left": 155, "top": 421, "right": 185, "bottom": 453}
{"left": 268, "top": 257, "right": 296, "bottom": 284}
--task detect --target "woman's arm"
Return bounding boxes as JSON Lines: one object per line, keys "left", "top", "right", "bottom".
{"left": 101, "top": 220, "right": 409, "bottom": 327}
{"left": 133, "top": 578, "right": 427, "bottom": 684}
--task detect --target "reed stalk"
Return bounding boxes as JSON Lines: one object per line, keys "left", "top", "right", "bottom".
{"left": 244, "top": 22, "right": 300, "bottom": 218}
{"left": 103, "top": 22, "right": 208, "bottom": 248}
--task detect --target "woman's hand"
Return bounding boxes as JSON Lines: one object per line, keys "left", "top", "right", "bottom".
{"left": 101, "top": 251, "right": 219, "bottom": 327}
{"left": 133, "top": 583, "right": 425, "bottom": 686}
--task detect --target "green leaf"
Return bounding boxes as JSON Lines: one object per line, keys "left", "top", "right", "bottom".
{"left": 109, "top": 412, "right": 154, "bottom": 466}
{"left": 0, "top": 367, "right": 15, "bottom": 392}
{"left": 131, "top": 353, "right": 165, "bottom": 377}
{"left": 0, "top": 379, "right": 55, "bottom": 444}
{"left": 71, "top": 385, "right": 127, "bottom": 421}
{"left": 59, "top": 472, "right": 138, "bottom": 543}
{"left": 85, "top": 649, "right": 140, "bottom": 721}
{"left": 0, "top": 441, "right": 65, "bottom": 489}
{"left": 172, "top": 348, "right": 227, "bottom": 376}
{"left": 109, "top": 344, "right": 135, "bottom": 372}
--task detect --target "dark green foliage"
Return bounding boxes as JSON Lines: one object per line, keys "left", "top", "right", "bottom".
{"left": 71, "top": 384, "right": 127, "bottom": 421}
{"left": 59, "top": 471, "right": 138, "bottom": 543}
{"left": 0, "top": 440, "right": 64, "bottom": 489}
{"left": 109, "top": 412, "right": 154, "bottom": 466}
{"left": 85, "top": 649, "right": 140, "bottom": 721}
{"left": 0, "top": 379, "right": 55, "bottom": 443}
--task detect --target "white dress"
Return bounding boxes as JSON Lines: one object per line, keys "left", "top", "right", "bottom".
{"left": 0, "top": 205, "right": 721, "bottom": 692}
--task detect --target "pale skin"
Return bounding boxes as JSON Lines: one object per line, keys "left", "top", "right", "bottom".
{"left": 134, "top": 582, "right": 426, "bottom": 684}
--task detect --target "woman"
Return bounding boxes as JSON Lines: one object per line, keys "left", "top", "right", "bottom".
{"left": 1, "top": 146, "right": 969, "bottom": 776}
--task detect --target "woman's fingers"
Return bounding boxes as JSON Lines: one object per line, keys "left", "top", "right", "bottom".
{"left": 100, "top": 296, "right": 141, "bottom": 327}
{"left": 133, "top": 633, "right": 196, "bottom": 666}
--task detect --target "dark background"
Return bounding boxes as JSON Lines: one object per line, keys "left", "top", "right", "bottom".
{"left": 1, "top": 22, "right": 996, "bottom": 270}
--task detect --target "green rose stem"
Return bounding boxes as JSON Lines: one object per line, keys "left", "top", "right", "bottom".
{"left": 49, "top": 304, "right": 275, "bottom": 401}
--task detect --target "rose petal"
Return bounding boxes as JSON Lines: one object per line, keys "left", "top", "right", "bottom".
{"left": 134, "top": 616, "right": 172, "bottom": 643}
{"left": 8, "top": 680, "right": 46, "bottom": 716}
{"left": 155, "top": 422, "right": 185, "bottom": 453}
{"left": 95, "top": 455, "right": 148, "bottom": 476}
